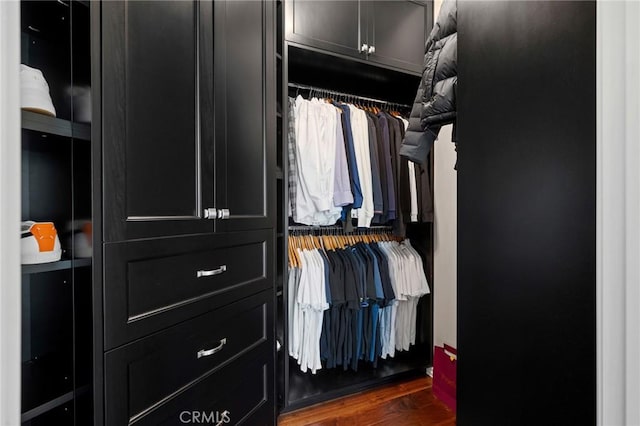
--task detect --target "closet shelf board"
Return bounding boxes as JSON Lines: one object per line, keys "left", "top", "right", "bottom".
{"left": 22, "top": 258, "right": 92, "bottom": 275}
{"left": 22, "top": 110, "right": 91, "bottom": 141}
{"left": 20, "top": 390, "right": 74, "bottom": 423}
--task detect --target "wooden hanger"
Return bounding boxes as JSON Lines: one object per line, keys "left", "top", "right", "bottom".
{"left": 322, "top": 235, "right": 332, "bottom": 251}
{"left": 288, "top": 235, "right": 300, "bottom": 268}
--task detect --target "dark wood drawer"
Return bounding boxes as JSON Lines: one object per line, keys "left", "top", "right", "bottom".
{"left": 105, "top": 290, "right": 274, "bottom": 425}
{"left": 104, "top": 230, "right": 273, "bottom": 349}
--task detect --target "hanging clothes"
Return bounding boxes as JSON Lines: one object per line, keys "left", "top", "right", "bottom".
{"left": 287, "top": 97, "right": 298, "bottom": 219}
{"left": 287, "top": 231, "right": 430, "bottom": 374}
{"left": 348, "top": 105, "right": 374, "bottom": 228}
{"left": 293, "top": 96, "right": 342, "bottom": 226}
{"left": 288, "top": 89, "right": 433, "bottom": 236}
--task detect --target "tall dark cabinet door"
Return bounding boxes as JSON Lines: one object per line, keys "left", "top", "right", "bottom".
{"left": 102, "top": 1, "right": 214, "bottom": 241}
{"left": 364, "top": 1, "right": 428, "bottom": 74}
{"left": 214, "top": 0, "right": 275, "bottom": 232}
{"left": 457, "top": 2, "right": 596, "bottom": 425}
{"left": 285, "top": 0, "right": 362, "bottom": 58}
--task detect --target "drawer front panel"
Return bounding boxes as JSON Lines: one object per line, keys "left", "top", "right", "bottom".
{"left": 126, "top": 242, "right": 264, "bottom": 322}
{"left": 105, "top": 291, "right": 273, "bottom": 425}
{"left": 153, "top": 354, "right": 272, "bottom": 426}
{"left": 104, "top": 230, "right": 273, "bottom": 349}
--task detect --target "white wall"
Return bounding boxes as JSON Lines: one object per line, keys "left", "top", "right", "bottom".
{"left": 597, "top": 1, "right": 640, "bottom": 425}
{"left": 433, "top": 124, "right": 457, "bottom": 348}
{"left": 0, "top": 1, "right": 22, "bottom": 425}
{"left": 432, "top": 0, "right": 458, "bottom": 350}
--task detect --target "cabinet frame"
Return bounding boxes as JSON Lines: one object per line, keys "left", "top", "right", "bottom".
{"left": 285, "top": 0, "right": 431, "bottom": 75}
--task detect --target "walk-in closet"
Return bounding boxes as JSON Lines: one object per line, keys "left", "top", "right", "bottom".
{"left": 7, "top": 0, "right": 599, "bottom": 425}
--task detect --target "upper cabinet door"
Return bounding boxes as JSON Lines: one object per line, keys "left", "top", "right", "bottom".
{"left": 213, "top": 0, "right": 275, "bottom": 232}
{"left": 102, "top": 1, "right": 215, "bottom": 241}
{"left": 364, "top": 1, "right": 428, "bottom": 74}
{"left": 285, "top": 0, "right": 364, "bottom": 59}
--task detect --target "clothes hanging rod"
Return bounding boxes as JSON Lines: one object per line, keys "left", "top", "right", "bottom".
{"left": 288, "top": 225, "right": 393, "bottom": 232}
{"left": 288, "top": 82, "right": 412, "bottom": 109}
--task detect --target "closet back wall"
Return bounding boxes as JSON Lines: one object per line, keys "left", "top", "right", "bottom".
{"left": 432, "top": 0, "right": 457, "bottom": 351}
{"left": 457, "top": 1, "right": 596, "bottom": 425}
{"left": 433, "top": 124, "right": 456, "bottom": 349}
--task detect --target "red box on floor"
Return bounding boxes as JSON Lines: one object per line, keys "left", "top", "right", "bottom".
{"left": 433, "top": 344, "right": 457, "bottom": 412}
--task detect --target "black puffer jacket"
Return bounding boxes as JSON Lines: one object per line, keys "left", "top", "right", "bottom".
{"left": 400, "top": 0, "right": 457, "bottom": 163}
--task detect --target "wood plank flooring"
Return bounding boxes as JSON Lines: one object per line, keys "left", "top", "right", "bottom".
{"left": 278, "top": 376, "right": 456, "bottom": 426}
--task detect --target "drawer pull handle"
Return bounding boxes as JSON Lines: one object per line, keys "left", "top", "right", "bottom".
{"left": 197, "top": 338, "right": 227, "bottom": 358}
{"left": 196, "top": 265, "right": 227, "bottom": 278}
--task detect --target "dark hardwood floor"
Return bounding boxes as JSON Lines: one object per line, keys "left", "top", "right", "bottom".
{"left": 278, "top": 376, "right": 456, "bottom": 426}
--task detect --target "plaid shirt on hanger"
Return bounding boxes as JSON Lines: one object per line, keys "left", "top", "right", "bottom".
{"left": 287, "top": 97, "right": 298, "bottom": 219}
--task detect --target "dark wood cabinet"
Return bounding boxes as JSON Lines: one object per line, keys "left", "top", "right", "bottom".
{"left": 96, "top": 1, "right": 276, "bottom": 424}
{"left": 365, "top": 1, "right": 428, "bottom": 73}
{"left": 20, "top": 1, "right": 93, "bottom": 423}
{"left": 285, "top": 0, "right": 429, "bottom": 74}
{"left": 103, "top": 230, "right": 272, "bottom": 350}
{"left": 105, "top": 290, "right": 273, "bottom": 425}
{"left": 214, "top": 0, "right": 276, "bottom": 233}
{"left": 102, "top": 0, "right": 274, "bottom": 241}
{"left": 102, "top": 0, "right": 215, "bottom": 241}
{"left": 286, "top": 0, "right": 362, "bottom": 58}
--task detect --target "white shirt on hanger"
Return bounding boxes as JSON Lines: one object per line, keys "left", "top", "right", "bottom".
{"left": 293, "top": 97, "right": 341, "bottom": 226}
{"left": 347, "top": 105, "right": 374, "bottom": 227}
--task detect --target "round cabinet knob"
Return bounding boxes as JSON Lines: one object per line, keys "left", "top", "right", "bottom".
{"left": 368, "top": 45, "right": 376, "bottom": 54}
{"left": 360, "top": 43, "right": 369, "bottom": 53}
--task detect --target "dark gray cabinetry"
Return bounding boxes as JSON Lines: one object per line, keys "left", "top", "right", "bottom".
{"left": 286, "top": 0, "right": 429, "bottom": 74}
{"left": 20, "top": 1, "right": 93, "bottom": 424}
{"left": 364, "top": 1, "right": 428, "bottom": 73}
{"left": 286, "top": 0, "right": 361, "bottom": 58}
{"left": 102, "top": 0, "right": 274, "bottom": 242}
{"left": 213, "top": 0, "right": 276, "bottom": 233}
{"left": 105, "top": 291, "right": 273, "bottom": 426}
{"left": 102, "top": 0, "right": 214, "bottom": 241}
{"left": 103, "top": 231, "right": 273, "bottom": 350}
{"left": 96, "top": 1, "right": 276, "bottom": 424}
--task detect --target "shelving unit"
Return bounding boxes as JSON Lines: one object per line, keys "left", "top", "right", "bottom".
{"left": 20, "top": 1, "right": 92, "bottom": 424}
{"left": 277, "top": 0, "right": 435, "bottom": 413}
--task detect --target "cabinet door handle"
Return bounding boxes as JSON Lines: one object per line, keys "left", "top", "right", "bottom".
{"left": 197, "top": 338, "right": 227, "bottom": 358}
{"left": 196, "top": 265, "right": 227, "bottom": 278}
{"left": 203, "top": 208, "right": 218, "bottom": 219}
{"left": 360, "top": 43, "right": 369, "bottom": 53}
{"left": 368, "top": 45, "right": 376, "bottom": 54}
{"left": 203, "top": 208, "right": 230, "bottom": 219}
